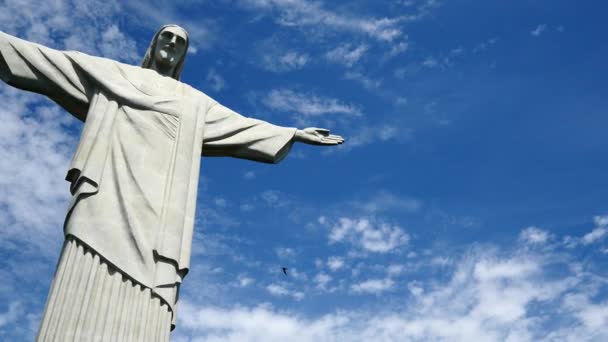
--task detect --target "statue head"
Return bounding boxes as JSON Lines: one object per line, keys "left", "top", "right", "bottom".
{"left": 141, "top": 24, "right": 189, "bottom": 80}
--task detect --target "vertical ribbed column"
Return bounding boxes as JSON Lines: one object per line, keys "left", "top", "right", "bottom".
{"left": 36, "top": 236, "right": 172, "bottom": 341}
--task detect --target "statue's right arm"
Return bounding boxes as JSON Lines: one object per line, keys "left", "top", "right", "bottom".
{"left": 0, "top": 32, "right": 91, "bottom": 120}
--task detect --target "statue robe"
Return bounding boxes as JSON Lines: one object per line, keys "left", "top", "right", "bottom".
{"left": 0, "top": 32, "right": 296, "bottom": 327}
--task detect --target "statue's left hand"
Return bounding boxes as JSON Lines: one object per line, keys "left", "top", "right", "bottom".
{"left": 294, "top": 127, "right": 345, "bottom": 146}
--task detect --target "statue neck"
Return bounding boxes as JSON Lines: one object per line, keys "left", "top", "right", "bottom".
{"left": 149, "top": 60, "right": 175, "bottom": 78}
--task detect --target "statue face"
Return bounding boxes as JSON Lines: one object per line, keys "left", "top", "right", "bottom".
{"left": 153, "top": 26, "right": 188, "bottom": 69}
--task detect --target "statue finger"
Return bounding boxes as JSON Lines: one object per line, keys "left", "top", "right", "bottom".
{"left": 315, "top": 128, "right": 331, "bottom": 136}
{"left": 325, "top": 136, "right": 343, "bottom": 142}
{"left": 321, "top": 139, "right": 341, "bottom": 145}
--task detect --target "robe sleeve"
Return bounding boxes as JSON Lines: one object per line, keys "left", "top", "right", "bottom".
{"left": 202, "top": 103, "right": 298, "bottom": 164}
{"left": 0, "top": 31, "right": 92, "bottom": 120}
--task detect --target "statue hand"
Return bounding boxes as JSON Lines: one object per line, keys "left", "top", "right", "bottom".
{"left": 294, "top": 127, "right": 345, "bottom": 146}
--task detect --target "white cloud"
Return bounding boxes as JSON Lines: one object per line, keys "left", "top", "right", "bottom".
{"left": 430, "top": 256, "right": 451, "bottom": 267}
{"left": 351, "top": 278, "right": 394, "bottom": 294}
{"left": 98, "top": 24, "right": 140, "bottom": 63}
{"left": 563, "top": 293, "right": 608, "bottom": 330}
{"left": 206, "top": 68, "right": 226, "bottom": 92}
{"left": 473, "top": 37, "right": 499, "bottom": 54}
{"left": 237, "top": 275, "right": 255, "bottom": 288}
{"left": 343, "top": 71, "right": 382, "bottom": 89}
{"left": 243, "top": 171, "right": 256, "bottom": 180}
{"left": 1, "top": 0, "right": 139, "bottom": 63}
{"left": 326, "top": 123, "right": 409, "bottom": 153}
{"left": 0, "top": 91, "right": 76, "bottom": 256}
{"left": 582, "top": 227, "right": 607, "bottom": 245}
{"left": 422, "top": 56, "right": 439, "bottom": 68}
{"left": 531, "top": 24, "right": 547, "bottom": 37}
{"left": 124, "top": 0, "right": 217, "bottom": 51}
{"left": 267, "top": 283, "right": 305, "bottom": 301}
{"left": 239, "top": 0, "right": 410, "bottom": 42}
{"left": 262, "top": 89, "right": 362, "bottom": 117}
{"left": 267, "top": 283, "right": 290, "bottom": 296}
{"left": 388, "top": 40, "right": 409, "bottom": 56}
{"left": 387, "top": 264, "right": 405, "bottom": 276}
{"left": 214, "top": 197, "right": 228, "bottom": 208}
{"left": 240, "top": 203, "right": 255, "bottom": 212}
{"left": 473, "top": 258, "right": 539, "bottom": 282}
{"left": 0, "top": 301, "right": 22, "bottom": 327}
{"left": 353, "top": 191, "right": 422, "bottom": 214}
{"left": 325, "top": 44, "right": 368, "bottom": 67}
{"left": 314, "top": 272, "right": 332, "bottom": 290}
{"left": 563, "top": 215, "right": 608, "bottom": 247}
{"left": 594, "top": 215, "right": 608, "bottom": 227}
{"left": 260, "top": 190, "right": 288, "bottom": 208}
{"left": 261, "top": 51, "right": 310, "bottom": 72}
{"left": 175, "top": 238, "right": 608, "bottom": 342}
{"left": 328, "top": 217, "right": 409, "bottom": 253}
{"left": 395, "top": 96, "right": 408, "bottom": 106}
{"left": 519, "top": 226, "right": 550, "bottom": 244}
{"left": 450, "top": 47, "right": 464, "bottom": 56}
{"left": 407, "top": 281, "right": 424, "bottom": 296}
{"left": 327, "top": 256, "right": 345, "bottom": 271}
{"left": 276, "top": 247, "right": 297, "bottom": 261}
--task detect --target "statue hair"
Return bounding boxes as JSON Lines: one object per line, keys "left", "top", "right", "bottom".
{"left": 141, "top": 24, "right": 189, "bottom": 80}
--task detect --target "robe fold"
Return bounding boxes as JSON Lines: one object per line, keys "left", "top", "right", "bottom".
{"left": 0, "top": 31, "right": 297, "bottom": 329}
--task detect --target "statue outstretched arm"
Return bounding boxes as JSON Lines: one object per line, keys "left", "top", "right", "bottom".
{"left": 202, "top": 103, "right": 298, "bottom": 163}
{"left": 0, "top": 32, "right": 92, "bottom": 119}
{"left": 201, "top": 103, "right": 344, "bottom": 163}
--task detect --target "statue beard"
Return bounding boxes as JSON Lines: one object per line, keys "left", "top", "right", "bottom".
{"left": 156, "top": 48, "right": 178, "bottom": 68}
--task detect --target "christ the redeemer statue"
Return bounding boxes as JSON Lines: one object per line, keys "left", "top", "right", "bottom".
{"left": 0, "top": 25, "right": 343, "bottom": 341}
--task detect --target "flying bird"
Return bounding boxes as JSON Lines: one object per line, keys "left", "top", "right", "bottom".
{"left": 282, "top": 267, "right": 288, "bottom": 275}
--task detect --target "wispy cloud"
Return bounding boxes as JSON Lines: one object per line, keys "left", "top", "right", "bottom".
{"left": 325, "top": 44, "right": 368, "bottom": 67}
{"left": 351, "top": 278, "right": 394, "bottom": 294}
{"left": 276, "top": 247, "right": 297, "bottom": 261}
{"left": 260, "top": 190, "right": 289, "bottom": 208}
{"left": 519, "top": 226, "right": 551, "bottom": 245}
{"left": 0, "top": 301, "right": 22, "bottom": 328}
{"left": 563, "top": 215, "right": 608, "bottom": 248}
{"left": 328, "top": 123, "right": 410, "bottom": 153}
{"left": 206, "top": 68, "right": 226, "bottom": 92}
{"left": 422, "top": 56, "right": 439, "bottom": 68}
{"left": 262, "top": 51, "right": 311, "bottom": 72}
{"left": 343, "top": 71, "right": 382, "bottom": 90}
{"left": 1, "top": 0, "right": 139, "bottom": 63}
{"left": 582, "top": 227, "right": 607, "bottom": 245}
{"left": 327, "top": 256, "right": 345, "bottom": 271}
{"left": 236, "top": 274, "right": 255, "bottom": 288}
{"left": 314, "top": 272, "right": 333, "bottom": 291}
{"left": 351, "top": 191, "right": 422, "bottom": 214}
{"left": 531, "top": 24, "right": 547, "bottom": 37}
{"left": 267, "top": 283, "right": 305, "bottom": 301}
{"left": 388, "top": 40, "right": 409, "bottom": 56}
{"left": 472, "top": 37, "right": 498, "bottom": 54}
{"left": 243, "top": 171, "right": 257, "bottom": 180}
{"left": 266, "top": 283, "right": 289, "bottom": 296}
{"left": 262, "top": 89, "right": 362, "bottom": 117}
{"left": 175, "top": 232, "right": 608, "bottom": 341}
{"left": 239, "top": 0, "right": 411, "bottom": 42}
{"left": 124, "top": 0, "right": 217, "bottom": 51}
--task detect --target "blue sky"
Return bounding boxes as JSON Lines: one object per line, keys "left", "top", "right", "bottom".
{"left": 1, "top": 0, "right": 608, "bottom": 340}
